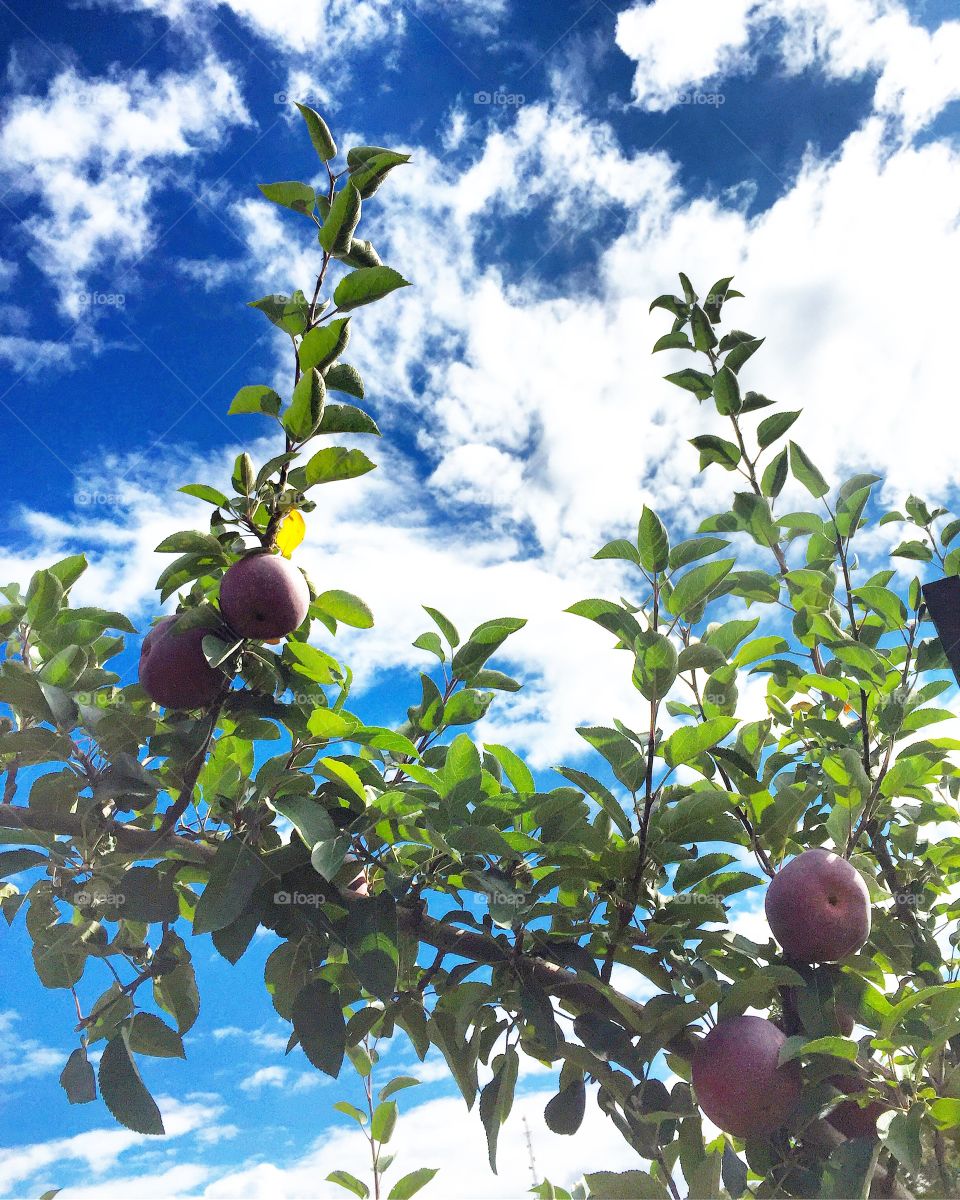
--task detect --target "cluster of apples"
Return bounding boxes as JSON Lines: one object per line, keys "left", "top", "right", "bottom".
{"left": 138, "top": 550, "right": 310, "bottom": 708}
{"left": 692, "top": 848, "right": 881, "bottom": 1140}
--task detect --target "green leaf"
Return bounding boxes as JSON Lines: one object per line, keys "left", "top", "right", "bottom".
{"left": 669, "top": 536, "right": 730, "bottom": 570}
{"left": 0, "top": 848, "right": 46, "bottom": 878}
{"left": 554, "top": 766, "right": 631, "bottom": 838}
{"left": 423, "top": 605, "right": 460, "bottom": 647}
{"left": 300, "top": 318, "right": 351, "bottom": 373}
{"left": 303, "top": 446, "right": 376, "bottom": 487}
{"left": 26, "top": 570, "right": 63, "bottom": 627}
{"left": 633, "top": 631, "right": 678, "bottom": 701}
{"left": 314, "top": 589, "right": 373, "bottom": 628}
{"left": 663, "top": 369, "right": 713, "bottom": 400}
{"left": 689, "top": 435, "right": 740, "bottom": 471}
{"left": 721, "top": 1144, "right": 748, "bottom": 1200}
{"left": 48, "top": 554, "right": 88, "bottom": 590}
{"left": 575, "top": 726, "right": 646, "bottom": 794}
{"left": 388, "top": 1168, "right": 439, "bottom": 1200}
{"left": 761, "top": 446, "right": 788, "bottom": 497}
{"left": 340, "top": 238, "right": 383, "bottom": 268}
{"left": 128, "top": 1012, "right": 185, "bottom": 1059}
{"left": 819, "top": 1138, "right": 880, "bottom": 1200}
{"left": 248, "top": 292, "right": 309, "bottom": 336}
{"left": 283, "top": 368, "right": 326, "bottom": 442}
{"left": 789, "top": 441, "right": 830, "bottom": 498}
{"left": 583, "top": 1170, "right": 670, "bottom": 1199}
{"left": 733, "top": 492, "right": 779, "bottom": 547}
{"left": 638, "top": 507, "right": 669, "bottom": 572}
{"left": 295, "top": 103, "right": 337, "bottom": 161}
{"left": 724, "top": 335, "right": 764, "bottom": 373}
{"left": 480, "top": 1047, "right": 519, "bottom": 1172}
{"left": 60, "top": 1047, "right": 96, "bottom": 1104}
{"left": 663, "top": 717, "right": 738, "bottom": 768}
{"left": 778, "top": 1035, "right": 858, "bottom": 1064}
{"left": 258, "top": 181, "right": 315, "bottom": 215}
{"left": 652, "top": 330, "right": 693, "bottom": 353}
{"left": 379, "top": 1076, "right": 421, "bottom": 1102}
{"left": 193, "top": 838, "right": 265, "bottom": 936}
{"left": 891, "top": 540, "right": 933, "bottom": 562}
{"left": 451, "top": 617, "right": 526, "bottom": 681}
{"left": 317, "top": 403, "right": 380, "bottom": 437}
{"left": 712, "top": 365, "right": 741, "bottom": 415}
{"left": 229, "top": 385, "right": 282, "bottom": 417}
{"left": 99, "top": 1030, "right": 165, "bottom": 1135}
{"left": 594, "top": 539, "right": 641, "bottom": 566}
{"left": 929, "top": 1097, "right": 960, "bottom": 1129}
{"left": 371, "top": 1099, "right": 398, "bottom": 1143}
{"left": 272, "top": 795, "right": 337, "bottom": 848}
{"left": 153, "top": 934, "right": 199, "bottom": 1034}
{"left": 484, "top": 743, "right": 534, "bottom": 793}
{"left": 667, "top": 559, "right": 735, "bottom": 617}
{"left": 334, "top": 267, "right": 411, "bottom": 313}
{"left": 757, "top": 410, "right": 801, "bottom": 449}
{"left": 544, "top": 1068, "right": 586, "bottom": 1135}
{"left": 884, "top": 1108, "right": 923, "bottom": 1173}
{"left": 319, "top": 183, "right": 362, "bottom": 256}
{"left": 324, "top": 362, "right": 365, "bottom": 399}
{"left": 293, "top": 979, "right": 346, "bottom": 1077}
{"left": 347, "top": 148, "right": 412, "bottom": 199}
{"left": 648, "top": 293, "right": 686, "bottom": 316}
{"left": 179, "top": 484, "right": 230, "bottom": 506}
{"left": 690, "top": 304, "right": 716, "bottom": 351}
{"left": 327, "top": 1171, "right": 369, "bottom": 1198}
{"left": 154, "top": 530, "right": 226, "bottom": 557}
{"left": 343, "top": 894, "right": 399, "bottom": 1000}
{"left": 442, "top": 688, "right": 494, "bottom": 726}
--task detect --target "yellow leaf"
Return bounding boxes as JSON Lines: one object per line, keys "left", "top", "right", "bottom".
{"left": 276, "top": 509, "right": 305, "bottom": 558}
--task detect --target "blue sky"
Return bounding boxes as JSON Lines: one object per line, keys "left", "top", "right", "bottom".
{"left": 1, "top": 0, "right": 960, "bottom": 1196}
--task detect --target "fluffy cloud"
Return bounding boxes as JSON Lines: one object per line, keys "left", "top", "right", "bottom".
{"left": 0, "top": 1095, "right": 221, "bottom": 1194}
{"left": 94, "top": 0, "right": 507, "bottom": 102}
{"left": 7, "top": 45, "right": 960, "bottom": 766}
{"left": 0, "top": 1010, "right": 63, "bottom": 1088}
{"left": 0, "top": 58, "right": 250, "bottom": 319}
{"left": 9, "top": 1087, "right": 643, "bottom": 1199}
{"left": 616, "top": 0, "right": 960, "bottom": 131}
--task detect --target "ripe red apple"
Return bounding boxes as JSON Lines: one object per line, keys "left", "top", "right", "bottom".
{"left": 139, "top": 616, "right": 223, "bottom": 709}
{"left": 765, "top": 848, "right": 871, "bottom": 962}
{"left": 691, "top": 1015, "right": 801, "bottom": 1138}
{"left": 218, "top": 550, "right": 310, "bottom": 640}
{"left": 826, "top": 1074, "right": 888, "bottom": 1139}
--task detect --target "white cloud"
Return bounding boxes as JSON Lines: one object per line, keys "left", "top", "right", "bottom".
{"left": 211, "top": 1025, "right": 291, "bottom": 1053}
{"left": 0, "top": 58, "right": 250, "bottom": 318}
{"left": 0, "top": 1010, "right": 65, "bottom": 1088}
{"left": 615, "top": 0, "right": 960, "bottom": 132}
{"left": 0, "top": 1096, "right": 220, "bottom": 1194}
{"left": 237, "top": 1065, "right": 324, "bottom": 1093}
{"left": 20, "top": 1088, "right": 643, "bottom": 1200}
{"left": 8, "top": 68, "right": 960, "bottom": 766}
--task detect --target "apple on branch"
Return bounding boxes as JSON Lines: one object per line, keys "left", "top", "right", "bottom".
{"left": 218, "top": 549, "right": 310, "bottom": 640}
{"left": 138, "top": 615, "right": 224, "bottom": 709}
{"left": 691, "top": 1015, "right": 802, "bottom": 1138}
{"left": 765, "top": 848, "right": 871, "bottom": 962}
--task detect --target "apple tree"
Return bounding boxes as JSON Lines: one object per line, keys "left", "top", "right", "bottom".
{"left": 1, "top": 108, "right": 960, "bottom": 1200}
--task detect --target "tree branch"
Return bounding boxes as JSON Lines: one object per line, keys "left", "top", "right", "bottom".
{"left": 0, "top": 804, "right": 213, "bottom": 865}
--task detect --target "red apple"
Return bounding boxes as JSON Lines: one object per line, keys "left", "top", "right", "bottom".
{"left": 139, "top": 616, "right": 223, "bottom": 709}
{"left": 691, "top": 1015, "right": 801, "bottom": 1138}
{"left": 218, "top": 550, "right": 310, "bottom": 640}
{"left": 765, "top": 848, "right": 871, "bottom": 962}
{"left": 826, "top": 1075, "right": 888, "bottom": 1139}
